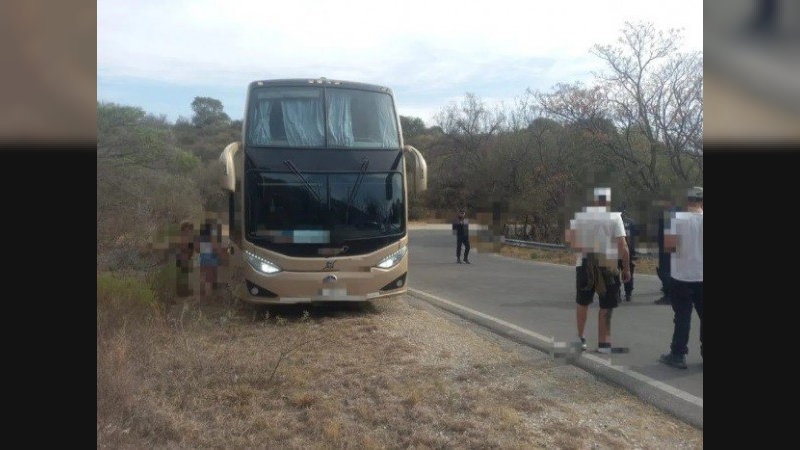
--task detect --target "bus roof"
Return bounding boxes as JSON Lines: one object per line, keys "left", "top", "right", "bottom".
{"left": 247, "top": 78, "right": 393, "bottom": 95}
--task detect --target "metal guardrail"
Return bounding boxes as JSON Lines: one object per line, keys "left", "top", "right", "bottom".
{"left": 502, "top": 238, "right": 656, "bottom": 258}
{"left": 502, "top": 238, "right": 566, "bottom": 250}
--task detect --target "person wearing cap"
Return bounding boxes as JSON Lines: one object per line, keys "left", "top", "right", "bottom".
{"left": 659, "top": 186, "right": 703, "bottom": 369}
{"left": 565, "top": 187, "right": 632, "bottom": 353}
{"left": 452, "top": 208, "right": 471, "bottom": 264}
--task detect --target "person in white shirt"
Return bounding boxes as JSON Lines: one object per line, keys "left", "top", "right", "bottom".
{"left": 565, "top": 187, "right": 631, "bottom": 353}
{"left": 659, "top": 186, "right": 703, "bottom": 369}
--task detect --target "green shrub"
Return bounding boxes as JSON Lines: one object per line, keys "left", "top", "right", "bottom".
{"left": 97, "top": 272, "right": 163, "bottom": 335}
{"left": 146, "top": 263, "right": 183, "bottom": 305}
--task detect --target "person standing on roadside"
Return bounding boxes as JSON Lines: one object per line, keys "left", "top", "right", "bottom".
{"left": 452, "top": 208, "right": 471, "bottom": 264}
{"left": 659, "top": 187, "right": 703, "bottom": 369}
{"left": 654, "top": 200, "right": 678, "bottom": 305}
{"left": 620, "top": 211, "right": 638, "bottom": 302}
{"left": 565, "top": 187, "right": 631, "bottom": 353}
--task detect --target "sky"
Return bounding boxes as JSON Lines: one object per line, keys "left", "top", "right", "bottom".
{"left": 97, "top": 0, "right": 703, "bottom": 127}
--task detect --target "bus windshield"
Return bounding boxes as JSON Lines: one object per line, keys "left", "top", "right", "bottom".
{"left": 246, "top": 86, "right": 401, "bottom": 148}
{"left": 246, "top": 170, "right": 405, "bottom": 244}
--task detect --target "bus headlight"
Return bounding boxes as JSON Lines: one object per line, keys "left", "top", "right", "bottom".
{"left": 376, "top": 245, "right": 407, "bottom": 269}
{"left": 244, "top": 250, "right": 281, "bottom": 274}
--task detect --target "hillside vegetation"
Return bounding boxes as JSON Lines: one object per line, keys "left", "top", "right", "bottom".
{"left": 97, "top": 21, "right": 701, "bottom": 448}
{"left": 97, "top": 273, "right": 701, "bottom": 449}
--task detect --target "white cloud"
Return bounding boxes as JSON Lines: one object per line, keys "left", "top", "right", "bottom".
{"left": 97, "top": 0, "right": 703, "bottom": 124}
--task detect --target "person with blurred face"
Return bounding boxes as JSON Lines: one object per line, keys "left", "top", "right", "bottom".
{"left": 659, "top": 187, "right": 703, "bottom": 369}
{"left": 452, "top": 208, "right": 471, "bottom": 264}
{"left": 565, "top": 187, "right": 631, "bottom": 353}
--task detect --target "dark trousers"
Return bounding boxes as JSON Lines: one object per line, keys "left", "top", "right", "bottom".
{"left": 668, "top": 278, "right": 703, "bottom": 357}
{"left": 619, "top": 259, "right": 635, "bottom": 296}
{"left": 657, "top": 256, "right": 672, "bottom": 296}
{"left": 625, "top": 262, "right": 635, "bottom": 296}
{"left": 456, "top": 236, "right": 470, "bottom": 261}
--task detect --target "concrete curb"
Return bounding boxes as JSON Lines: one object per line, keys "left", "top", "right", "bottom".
{"left": 406, "top": 288, "right": 703, "bottom": 430}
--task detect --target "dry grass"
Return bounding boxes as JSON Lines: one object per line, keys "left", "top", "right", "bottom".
{"left": 97, "top": 267, "right": 701, "bottom": 449}
{"left": 499, "top": 245, "right": 659, "bottom": 275}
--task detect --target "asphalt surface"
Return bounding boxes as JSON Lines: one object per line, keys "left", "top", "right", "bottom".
{"left": 406, "top": 225, "right": 703, "bottom": 429}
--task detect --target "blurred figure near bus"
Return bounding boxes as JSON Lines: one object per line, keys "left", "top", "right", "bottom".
{"left": 175, "top": 220, "right": 195, "bottom": 297}
{"left": 196, "top": 218, "right": 226, "bottom": 295}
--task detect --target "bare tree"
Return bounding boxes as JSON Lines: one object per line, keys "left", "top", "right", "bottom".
{"left": 590, "top": 21, "right": 703, "bottom": 191}
{"left": 648, "top": 53, "right": 703, "bottom": 181}
{"left": 538, "top": 22, "right": 703, "bottom": 194}
{"left": 432, "top": 93, "right": 507, "bottom": 206}
{"left": 434, "top": 93, "right": 506, "bottom": 170}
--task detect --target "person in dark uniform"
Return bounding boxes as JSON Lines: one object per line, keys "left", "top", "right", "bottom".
{"left": 620, "top": 212, "right": 638, "bottom": 302}
{"left": 452, "top": 208, "right": 471, "bottom": 264}
{"left": 655, "top": 201, "right": 679, "bottom": 305}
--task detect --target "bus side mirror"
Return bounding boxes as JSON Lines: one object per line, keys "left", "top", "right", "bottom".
{"left": 219, "top": 142, "right": 240, "bottom": 192}
{"left": 403, "top": 145, "right": 427, "bottom": 193}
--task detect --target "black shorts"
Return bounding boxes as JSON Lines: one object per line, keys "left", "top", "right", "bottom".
{"left": 575, "top": 264, "right": 621, "bottom": 309}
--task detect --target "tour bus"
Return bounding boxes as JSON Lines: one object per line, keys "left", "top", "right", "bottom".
{"left": 219, "top": 77, "right": 427, "bottom": 304}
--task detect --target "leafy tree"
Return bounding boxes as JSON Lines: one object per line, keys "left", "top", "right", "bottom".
{"left": 175, "top": 98, "right": 240, "bottom": 162}
{"left": 191, "top": 96, "right": 230, "bottom": 128}
{"left": 400, "top": 115, "right": 426, "bottom": 139}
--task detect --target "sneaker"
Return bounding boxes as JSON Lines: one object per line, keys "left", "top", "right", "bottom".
{"left": 579, "top": 337, "right": 587, "bottom": 351}
{"left": 625, "top": 294, "right": 632, "bottom": 302}
{"left": 659, "top": 353, "right": 687, "bottom": 369}
{"left": 464, "top": 259, "right": 471, "bottom": 264}
{"left": 596, "top": 343, "right": 612, "bottom": 354}
{"left": 654, "top": 296, "right": 671, "bottom": 305}
{"left": 456, "top": 259, "right": 462, "bottom": 264}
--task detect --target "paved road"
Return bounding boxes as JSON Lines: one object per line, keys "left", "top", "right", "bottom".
{"left": 405, "top": 226, "right": 703, "bottom": 429}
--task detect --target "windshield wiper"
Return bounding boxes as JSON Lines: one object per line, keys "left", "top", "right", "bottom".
{"left": 345, "top": 158, "right": 369, "bottom": 223}
{"left": 283, "top": 159, "right": 321, "bottom": 203}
